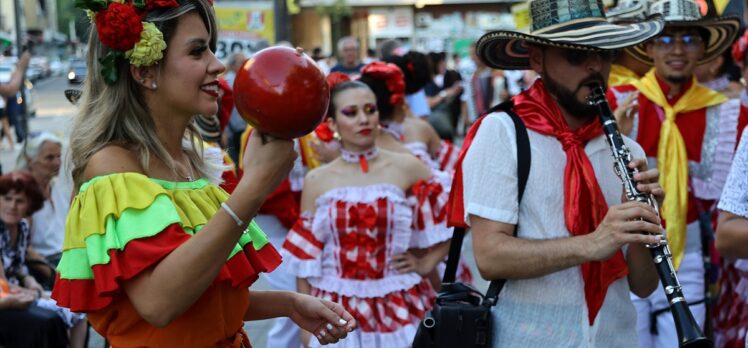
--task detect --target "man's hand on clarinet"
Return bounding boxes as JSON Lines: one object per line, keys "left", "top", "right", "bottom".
{"left": 628, "top": 158, "right": 664, "bottom": 208}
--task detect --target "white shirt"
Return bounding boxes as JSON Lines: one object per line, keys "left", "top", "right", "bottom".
{"left": 461, "top": 112, "right": 645, "bottom": 347}
{"left": 30, "top": 179, "right": 71, "bottom": 258}
{"left": 718, "top": 128, "right": 748, "bottom": 217}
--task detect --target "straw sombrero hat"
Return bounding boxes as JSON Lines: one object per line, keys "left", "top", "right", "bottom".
{"left": 607, "top": 0, "right": 651, "bottom": 23}
{"left": 477, "top": 0, "right": 664, "bottom": 70}
{"left": 625, "top": 0, "right": 740, "bottom": 65}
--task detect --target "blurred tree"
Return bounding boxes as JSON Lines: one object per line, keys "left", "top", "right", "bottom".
{"left": 56, "top": 0, "right": 90, "bottom": 47}
{"left": 317, "top": 0, "right": 351, "bottom": 56}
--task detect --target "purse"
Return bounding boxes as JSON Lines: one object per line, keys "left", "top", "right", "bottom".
{"left": 412, "top": 101, "right": 530, "bottom": 348}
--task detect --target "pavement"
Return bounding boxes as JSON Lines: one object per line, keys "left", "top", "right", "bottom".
{"left": 10, "top": 76, "right": 487, "bottom": 348}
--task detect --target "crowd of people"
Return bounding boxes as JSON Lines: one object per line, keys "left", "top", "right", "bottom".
{"left": 0, "top": 0, "right": 747, "bottom": 347}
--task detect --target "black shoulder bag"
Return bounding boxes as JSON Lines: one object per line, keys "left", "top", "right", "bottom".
{"left": 412, "top": 101, "right": 531, "bottom": 348}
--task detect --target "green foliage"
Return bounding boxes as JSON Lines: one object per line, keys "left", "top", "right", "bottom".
{"left": 74, "top": 0, "right": 108, "bottom": 11}
{"left": 316, "top": 0, "right": 351, "bottom": 21}
{"left": 57, "top": 0, "right": 92, "bottom": 43}
{"left": 99, "top": 50, "right": 123, "bottom": 85}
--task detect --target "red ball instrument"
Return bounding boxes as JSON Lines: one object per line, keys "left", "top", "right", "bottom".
{"left": 233, "top": 46, "right": 330, "bottom": 139}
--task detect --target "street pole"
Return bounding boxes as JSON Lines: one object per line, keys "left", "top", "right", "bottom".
{"left": 13, "top": 0, "right": 28, "bottom": 143}
{"left": 274, "top": 0, "right": 289, "bottom": 43}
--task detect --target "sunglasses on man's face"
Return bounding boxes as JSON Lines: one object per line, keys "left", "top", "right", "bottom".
{"left": 562, "top": 49, "right": 619, "bottom": 66}
{"left": 652, "top": 35, "right": 704, "bottom": 51}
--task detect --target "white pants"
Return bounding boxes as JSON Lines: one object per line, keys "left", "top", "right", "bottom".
{"left": 631, "top": 251, "right": 706, "bottom": 348}
{"left": 255, "top": 214, "right": 302, "bottom": 348}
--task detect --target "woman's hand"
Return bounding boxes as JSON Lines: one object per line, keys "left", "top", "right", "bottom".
{"left": 628, "top": 158, "right": 664, "bottom": 208}
{"left": 308, "top": 139, "right": 340, "bottom": 164}
{"left": 289, "top": 293, "right": 357, "bottom": 345}
{"left": 240, "top": 130, "right": 297, "bottom": 198}
{"left": 0, "top": 292, "right": 34, "bottom": 310}
{"left": 22, "top": 275, "right": 44, "bottom": 299}
{"left": 391, "top": 251, "right": 431, "bottom": 276}
{"left": 613, "top": 92, "right": 638, "bottom": 135}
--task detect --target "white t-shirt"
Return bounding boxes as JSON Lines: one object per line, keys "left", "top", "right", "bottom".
{"left": 30, "top": 179, "right": 71, "bottom": 258}
{"left": 461, "top": 112, "right": 645, "bottom": 347}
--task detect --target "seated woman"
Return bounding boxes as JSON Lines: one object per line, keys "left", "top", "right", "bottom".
{"left": 283, "top": 78, "right": 452, "bottom": 347}
{"left": 15, "top": 132, "right": 66, "bottom": 288}
{"left": 0, "top": 171, "right": 86, "bottom": 348}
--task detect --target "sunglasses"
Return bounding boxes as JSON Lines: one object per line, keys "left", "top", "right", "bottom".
{"left": 652, "top": 35, "right": 704, "bottom": 51}
{"left": 340, "top": 104, "right": 378, "bottom": 117}
{"left": 562, "top": 49, "right": 619, "bottom": 66}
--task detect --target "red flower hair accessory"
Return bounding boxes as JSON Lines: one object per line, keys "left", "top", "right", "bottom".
{"left": 314, "top": 122, "right": 335, "bottom": 143}
{"left": 77, "top": 0, "right": 197, "bottom": 84}
{"left": 146, "top": 0, "right": 180, "bottom": 11}
{"left": 95, "top": 2, "right": 143, "bottom": 52}
{"left": 326, "top": 72, "right": 351, "bottom": 90}
{"left": 360, "top": 62, "right": 406, "bottom": 107}
{"left": 732, "top": 30, "right": 748, "bottom": 68}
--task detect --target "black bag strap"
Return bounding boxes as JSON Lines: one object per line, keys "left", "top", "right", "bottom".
{"left": 441, "top": 100, "right": 531, "bottom": 307}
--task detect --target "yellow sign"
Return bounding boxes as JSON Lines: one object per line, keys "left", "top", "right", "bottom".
{"left": 511, "top": 2, "right": 530, "bottom": 31}
{"left": 213, "top": 2, "right": 275, "bottom": 59}
{"left": 214, "top": 2, "right": 275, "bottom": 42}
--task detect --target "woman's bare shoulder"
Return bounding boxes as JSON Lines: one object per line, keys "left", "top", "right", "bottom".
{"left": 382, "top": 150, "right": 432, "bottom": 182}
{"left": 83, "top": 145, "right": 144, "bottom": 182}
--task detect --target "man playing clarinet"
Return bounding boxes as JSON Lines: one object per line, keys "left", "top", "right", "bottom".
{"left": 448, "top": 0, "right": 670, "bottom": 346}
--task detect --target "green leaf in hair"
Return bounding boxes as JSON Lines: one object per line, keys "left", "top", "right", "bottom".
{"left": 99, "top": 51, "right": 124, "bottom": 85}
{"left": 74, "top": 0, "right": 108, "bottom": 11}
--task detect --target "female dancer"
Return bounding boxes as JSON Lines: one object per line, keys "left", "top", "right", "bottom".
{"left": 50, "top": 0, "right": 355, "bottom": 346}
{"left": 283, "top": 77, "right": 452, "bottom": 347}
{"left": 359, "top": 62, "right": 473, "bottom": 285}
{"left": 384, "top": 53, "right": 460, "bottom": 173}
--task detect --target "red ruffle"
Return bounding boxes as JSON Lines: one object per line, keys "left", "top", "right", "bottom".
{"left": 52, "top": 223, "right": 282, "bottom": 312}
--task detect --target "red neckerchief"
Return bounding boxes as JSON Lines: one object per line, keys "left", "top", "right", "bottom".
{"left": 447, "top": 79, "right": 628, "bottom": 325}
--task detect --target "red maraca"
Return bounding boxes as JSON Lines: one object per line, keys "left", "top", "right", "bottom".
{"left": 233, "top": 46, "right": 330, "bottom": 139}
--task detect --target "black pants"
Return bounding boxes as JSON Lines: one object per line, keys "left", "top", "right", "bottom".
{"left": 0, "top": 303, "right": 68, "bottom": 348}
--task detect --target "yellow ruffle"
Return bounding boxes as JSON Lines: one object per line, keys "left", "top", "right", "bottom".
{"left": 64, "top": 173, "right": 229, "bottom": 250}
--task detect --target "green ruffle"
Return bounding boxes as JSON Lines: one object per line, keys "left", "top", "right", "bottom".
{"left": 58, "top": 172, "right": 271, "bottom": 280}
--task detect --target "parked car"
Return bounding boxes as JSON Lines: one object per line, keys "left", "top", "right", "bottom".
{"left": 30, "top": 56, "right": 51, "bottom": 78}
{"left": 68, "top": 61, "right": 87, "bottom": 84}
{"left": 0, "top": 63, "right": 11, "bottom": 83}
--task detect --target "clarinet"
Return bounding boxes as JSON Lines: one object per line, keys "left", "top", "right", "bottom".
{"left": 587, "top": 85, "right": 711, "bottom": 348}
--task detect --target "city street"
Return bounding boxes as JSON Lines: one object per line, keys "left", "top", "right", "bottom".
{"left": 4, "top": 76, "right": 485, "bottom": 348}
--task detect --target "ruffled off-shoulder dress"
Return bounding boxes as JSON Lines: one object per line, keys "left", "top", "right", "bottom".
{"left": 283, "top": 173, "right": 453, "bottom": 347}
{"left": 51, "top": 173, "right": 281, "bottom": 348}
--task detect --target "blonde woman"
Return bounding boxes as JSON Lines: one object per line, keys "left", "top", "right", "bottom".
{"left": 49, "top": 0, "right": 356, "bottom": 346}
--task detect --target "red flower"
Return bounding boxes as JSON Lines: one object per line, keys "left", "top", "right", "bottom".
{"left": 145, "top": 0, "right": 180, "bottom": 11}
{"left": 326, "top": 72, "right": 351, "bottom": 91}
{"left": 95, "top": 2, "right": 143, "bottom": 52}
{"left": 314, "top": 122, "right": 334, "bottom": 142}
{"left": 360, "top": 62, "right": 406, "bottom": 107}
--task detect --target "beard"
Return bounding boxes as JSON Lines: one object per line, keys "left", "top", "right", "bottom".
{"left": 542, "top": 70, "right": 606, "bottom": 121}
{"left": 664, "top": 74, "right": 689, "bottom": 85}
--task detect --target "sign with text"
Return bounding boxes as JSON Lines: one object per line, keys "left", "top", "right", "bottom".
{"left": 368, "top": 7, "right": 414, "bottom": 38}
{"left": 214, "top": 2, "right": 275, "bottom": 60}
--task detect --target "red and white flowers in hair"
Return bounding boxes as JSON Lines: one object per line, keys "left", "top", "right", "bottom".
{"left": 78, "top": 0, "right": 185, "bottom": 83}
{"left": 95, "top": 2, "right": 143, "bottom": 52}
